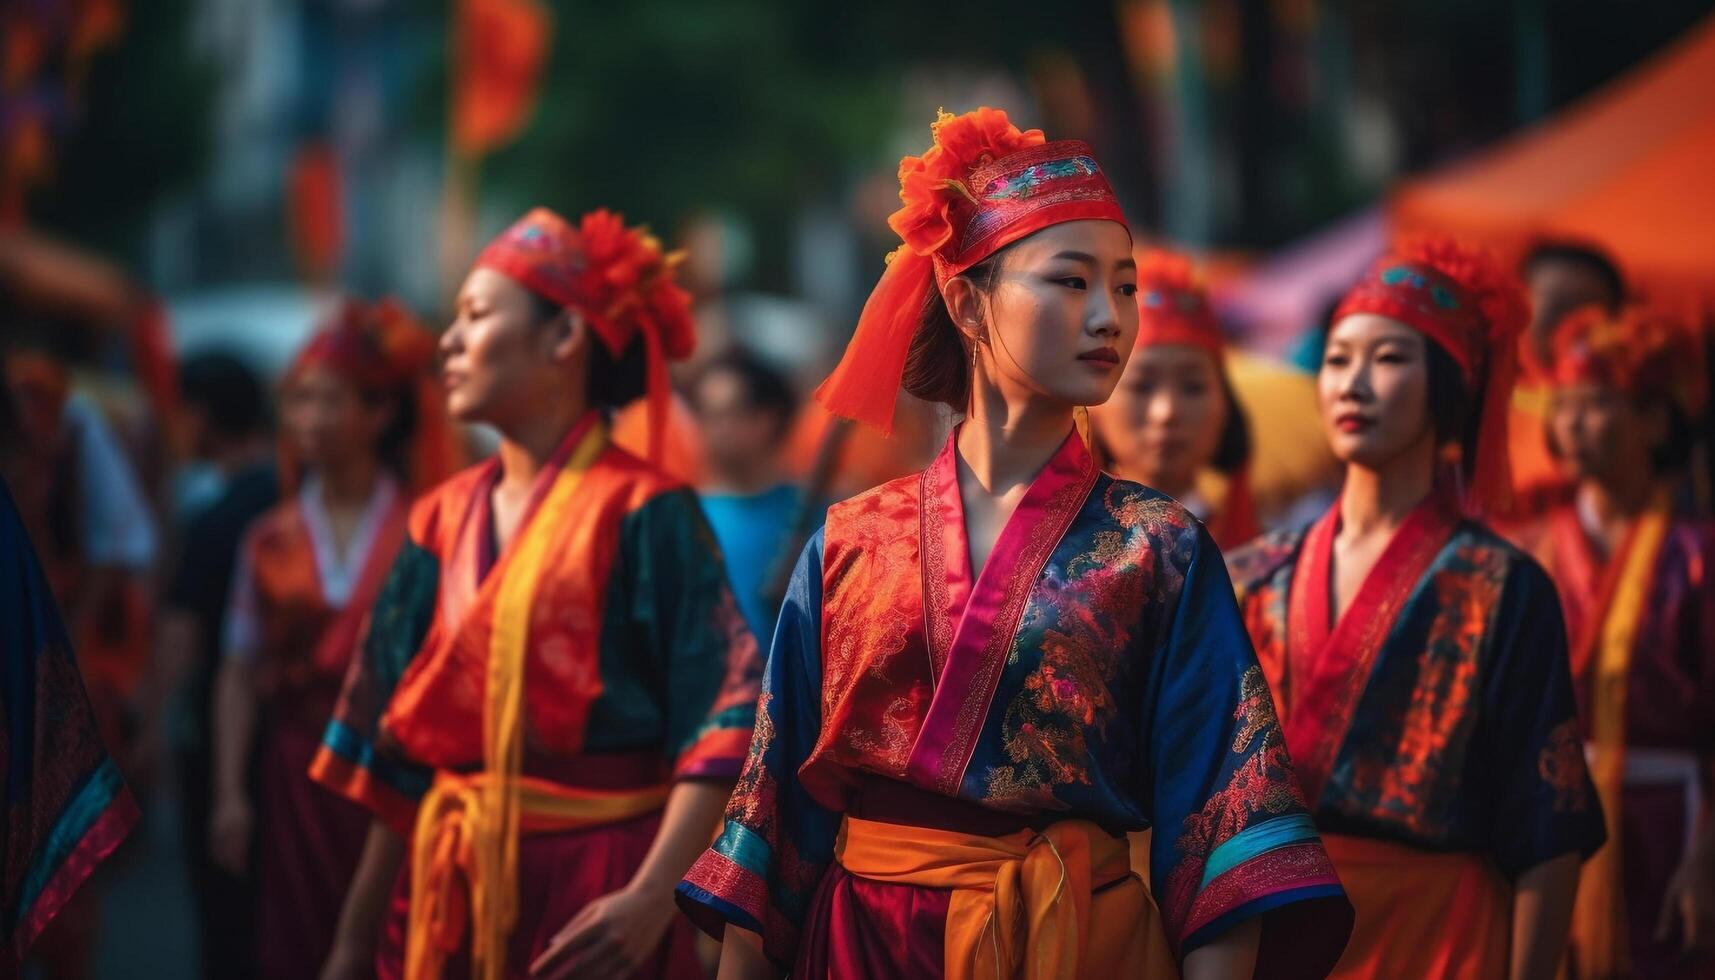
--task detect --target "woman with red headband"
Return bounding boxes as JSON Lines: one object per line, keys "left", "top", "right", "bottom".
{"left": 1517, "top": 307, "right": 1714, "bottom": 979}
{"left": 208, "top": 298, "right": 445, "bottom": 979}
{"left": 1227, "top": 239, "right": 1607, "bottom": 979}
{"left": 1090, "top": 250, "right": 1258, "bottom": 550}
{"left": 311, "top": 209, "right": 760, "bottom": 980}
{"left": 677, "top": 107, "right": 1350, "bottom": 980}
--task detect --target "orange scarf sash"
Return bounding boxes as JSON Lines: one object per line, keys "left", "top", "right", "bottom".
{"left": 835, "top": 816, "right": 1177, "bottom": 979}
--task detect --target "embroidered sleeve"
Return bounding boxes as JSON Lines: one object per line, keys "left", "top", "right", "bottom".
{"left": 1142, "top": 525, "right": 1351, "bottom": 973}
{"left": 309, "top": 538, "right": 438, "bottom": 834}
{"left": 1483, "top": 557, "right": 1606, "bottom": 876}
{"left": 627, "top": 489, "right": 762, "bottom": 781}
{"left": 677, "top": 531, "right": 841, "bottom": 969}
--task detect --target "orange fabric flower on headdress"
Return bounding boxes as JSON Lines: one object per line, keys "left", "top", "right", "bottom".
{"left": 889, "top": 108, "right": 1047, "bottom": 261}
{"left": 474, "top": 207, "right": 695, "bottom": 463}
{"left": 1334, "top": 236, "right": 1528, "bottom": 514}
{"left": 1549, "top": 305, "right": 1706, "bottom": 418}
{"left": 817, "top": 107, "right": 1127, "bottom": 433}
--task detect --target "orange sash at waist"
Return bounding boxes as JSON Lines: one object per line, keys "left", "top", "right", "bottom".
{"left": 405, "top": 771, "right": 669, "bottom": 980}
{"left": 835, "top": 815, "right": 1178, "bottom": 980}
{"left": 1322, "top": 834, "right": 1511, "bottom": 980}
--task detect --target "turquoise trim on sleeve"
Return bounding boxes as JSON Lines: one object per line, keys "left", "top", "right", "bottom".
{"left": 320, "top": 719, "right": 431, "bottom": 800}
{"left": 711, "top": 820, "right": 774, "bottom": 877}
{"left": 1200, "top": 813, "right": 1319, "bottom": 889}
{"left": 13, "top": 757, "right": 124, "bottom": 929}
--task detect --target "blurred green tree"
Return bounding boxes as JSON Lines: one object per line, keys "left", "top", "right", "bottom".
{"left": 30, "top": 0, "right": 216, "bottom": 264}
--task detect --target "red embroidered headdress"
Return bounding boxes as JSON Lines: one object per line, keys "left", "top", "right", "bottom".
{"left": 474, "top": 207, "right": 695, "bottom": 463}
{"left": 1129, "top": 249, "right": 1257, "bottom": 544}
{"left": 815, "top": 107, "right": 1128, "bottom": 433}
{"left": 1333, "top": 237, "right": 1528, "bottom": 514}
{"left": 1548, "top": 305, "right": 1706, "bottom": 418}
{"left": 288, "top": 297, "right": 458, "bottom": 491}
{"left": 1135, "top": 249, "right": 1223, "bottom": 358}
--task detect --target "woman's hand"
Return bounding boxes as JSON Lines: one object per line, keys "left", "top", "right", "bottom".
{"left": 1656, "top": 846, "right": 1715, "bottom": 956}
{"left": 208, "top": 793, "right": 254, "bottom": 875}
{"left": 528, "top": 881, "right": 675, "bottom": 979}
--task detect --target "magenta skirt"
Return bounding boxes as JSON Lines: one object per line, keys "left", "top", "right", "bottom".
{"left": 374, "top": 808, "right": 704, "bottom": 980}
{"left": 257, "top": 720, "right": 372, "bottom": 980}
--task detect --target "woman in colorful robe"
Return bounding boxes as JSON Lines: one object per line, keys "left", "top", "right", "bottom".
{"left": 0, "top": 475, "right": 137, "bottom": 972}
{"left": 209, "top": 299, "right": 443, "bottom": 979}
{"left": 1091, "top": 249, "right": 1258, "bottom": 550}
{"left": 677, "top": 107, "right": 1352, "bottom": 980}
{"left": 1227, "top": 240, "right": 1608, "bottom": 980}
{"left": 1517, "top": 306, "right": 1714, "bottom": 978}
{"left": 312, "top": 208, "right": 760, "bottom": 980}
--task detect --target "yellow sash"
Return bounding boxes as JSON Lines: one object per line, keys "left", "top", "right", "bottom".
{"left": 406, "top": 420, "right": 619, "bottom": 980}
{"left": 405, "top": 772, "right": 669, "bottom": 980}
{"left": 835, "top": 815, "right": 1178, "bottom": 980}
{"left": 1569, "top": 487, "right": 1671, "bottom": 979}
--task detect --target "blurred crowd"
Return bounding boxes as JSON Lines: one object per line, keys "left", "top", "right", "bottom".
{"left": 3, "top": 190, "right": 1711, "bottom": 978}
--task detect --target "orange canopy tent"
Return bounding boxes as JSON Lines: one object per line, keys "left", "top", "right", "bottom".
{"left": 1392, "top": 13, "right": 1715, "bottom": 317}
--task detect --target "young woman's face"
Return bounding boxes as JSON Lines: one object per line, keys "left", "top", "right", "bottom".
{"left": 1092, "top": 343, "right": 1227, "bottom": 491}
{"left": 963, "top": 220, "right": 1139, "bottom": 411}
{"left": 282, "top": 366, "right": 386, "bottom": 471}
{"left": 1318, "top": 313, "right": 1436, "bottom": 468}
{"left": 440, "top": 267, "right": 565, "bottom": 426}
{"left": 1548, "top": 382, "right": 1660, "bottom": 486}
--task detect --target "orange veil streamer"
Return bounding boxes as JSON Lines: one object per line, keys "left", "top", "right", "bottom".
{"left": 812, "top": 251, "right": 935, "bottom": 435}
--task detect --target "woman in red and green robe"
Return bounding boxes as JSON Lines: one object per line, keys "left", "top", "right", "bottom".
{"left": 311, "top": 208, "right": 760, "bottom": 980}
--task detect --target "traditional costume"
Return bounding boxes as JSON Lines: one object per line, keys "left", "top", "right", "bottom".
{"left": 0, "top": 476, "right": 137, "bottom": 967}
{"left": 1514, "top": 307, "right": 1714, "bottom": 979}
{"left": 1228, "top": 241, "right": 1607, "bottom": 979}
{"left": 310, "top": 209, "right": 760, "bottom": 980}
{"left": 677, "top": 107, "right": 1351, "bottom": 979}
{"left": 225, "top": 299, "right": 443, "bottom": 978}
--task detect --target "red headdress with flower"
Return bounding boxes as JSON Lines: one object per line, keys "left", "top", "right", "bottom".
{"left": 815, "top": 107, "right": 1128, "bottom": 433}
{"left": 1548, "top": 305, "right": 1706, "bottom": 418}
{"left": 287, "top": 297, "right": 459, "bottom": 492}
{"left": 474, "top": 207, "right": 695, "bottom": 464}
{"left": 1333, "top": 236, "right": 1529, "bottom": 514}
{"left": 1134, "top": 249, "right": 1224, "bottom": 359}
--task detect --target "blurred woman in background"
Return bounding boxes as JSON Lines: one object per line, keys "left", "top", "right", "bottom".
{"left": 209, "top": 298, "right": 443, "bottom": 979}
{"left": 1517, "top": 306, "right": 1714, "bottom": 979}
{"left": 1091, "top": 249, "right": 1257, "bottom": 550}
{"left": 1227, "top": 239, "right": 1607, "bottom": 979}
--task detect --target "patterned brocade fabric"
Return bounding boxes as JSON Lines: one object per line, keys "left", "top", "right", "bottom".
{"left": 678, "top": 430, "right": 1350, "bottom": 972}
{"left": 1228, "top": 505, "right": 1607, "bottom": 876}
{"left": 0, "top": 479, "right": 138, "bottom": 964}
